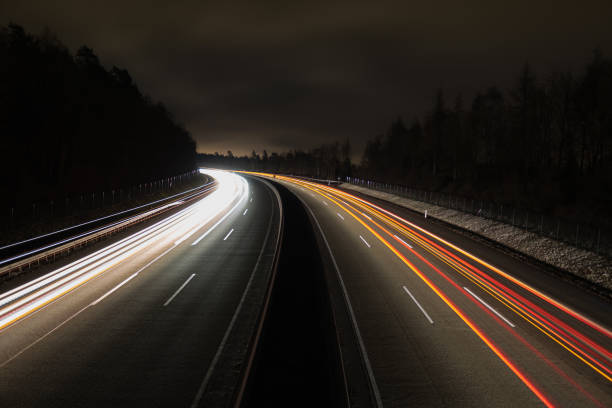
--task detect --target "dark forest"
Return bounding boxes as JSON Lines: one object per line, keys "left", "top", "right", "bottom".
{"left": 0, "top": 24, "right": 196, "bottom": 209}
{"left": 200, "top": 51, "right": 612, "bottom": 225}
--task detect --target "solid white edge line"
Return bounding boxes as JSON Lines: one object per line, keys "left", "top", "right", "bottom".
{"left": 223, "top": 229, "right": 234, "bottom": 241}
{"left": 164, "top": 273, "right": 196, "bottom": 307}
{"left": 329, "top": 186, "right": 612, "bottom": 337}
{"left": 0, "top": 241, "right": 180, "bottom": 365}
{"left": 322, "top": 200, "right": 329, "bottom": 206}
{"left": 464, "top": 286, "right": 516, "bottom": 328}
{"left": 0, "top": 181, "right": 214, "bottom": 254}
{"left": 337, "top": 212, "right": 344, "bottom": 220}
{"left": 190, "top": 177, "right": 281, "bottom": 408}
{"left": 298, "top": 195, "right": 383, "bottom": 408}
{"left": 361, "top": 212, "right": 372, "bottom": 221}
{"left": 394, "top": 234, "right": 413, "bottom": 248}
{"left": 0, "top": 303, "right": 91, "bottom": 368}
{"left": 403, "top": 286, "right": 434, "bottom": 324}
{"left": 359, "top": 235, "right": 371, "bottom": 248}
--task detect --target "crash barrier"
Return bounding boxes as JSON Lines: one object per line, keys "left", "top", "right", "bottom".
{"left": 0, "top": 181, "right": 217, "bottom": 280}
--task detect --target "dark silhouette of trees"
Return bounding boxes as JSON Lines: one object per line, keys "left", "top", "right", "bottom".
{"left": 199, "top": 50, "right": 611, "bottom": 224}
{"left": 198, "top": 140, "right": 353, "bottom": 180}
{"left": 359, "top": 52, "right": 612, "bottom": 223}
{"left": 0, "top": 24, "right": 196, "bottom": 210}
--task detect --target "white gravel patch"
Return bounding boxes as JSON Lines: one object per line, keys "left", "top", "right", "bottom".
{"left": 341, "top": 183, "right": 612, "bottom": 291}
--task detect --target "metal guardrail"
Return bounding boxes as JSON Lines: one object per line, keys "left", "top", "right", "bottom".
{"left": 0, "top": 182, "right": 217, "bottom": 280}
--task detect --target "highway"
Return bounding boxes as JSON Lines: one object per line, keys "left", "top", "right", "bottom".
{"left": 0, "top": 170, "right": 282, "bottom": 407}
{"left": 1, "top": 168, "right": 610, "bottom": 407}
{"left": 262, "top": 174, "right": 612, "bottom": 408}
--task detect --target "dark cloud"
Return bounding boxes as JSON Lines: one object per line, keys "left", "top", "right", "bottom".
{"left": 2, "top": 0, "right": 611, "bottom": 159}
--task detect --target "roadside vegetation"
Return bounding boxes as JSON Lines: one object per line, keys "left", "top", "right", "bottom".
{"left": 0, "top": 24, "right": 197, "bottom": 221}
{"left": 200, "top": 51, "right": 612, "bottom": 226}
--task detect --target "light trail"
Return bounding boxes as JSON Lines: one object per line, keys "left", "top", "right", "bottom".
{"left": 280, "top": 175, "right": 612, "bottom": 383}
{"left": 0, "top": 170, "right": 248, "bottom": 332}
{"left": 0, "top": 181, "right": 215, "bottom": 255}
{"left": 245, "top": 171, "right": 610, "bottom": 406}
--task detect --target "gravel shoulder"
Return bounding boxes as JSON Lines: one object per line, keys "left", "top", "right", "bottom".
{"left": 341, "top": 183, "right": 612, "bottom": 292}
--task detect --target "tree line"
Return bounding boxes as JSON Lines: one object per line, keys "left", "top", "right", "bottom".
{"left": 201, "top": 51, "right": 612, "bottom": 224}
{"left": 0, "top": 24, "right": 196, "bottom": 210}
{"left": 360, "top": 51, "right": 612, "bottom": 223}
{"left": 197, "top": 139, "right": 352, "bottom": 180}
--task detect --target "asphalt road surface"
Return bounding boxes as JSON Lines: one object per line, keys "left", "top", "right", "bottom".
{"left": 0, "top": 170, "right": 281, "bottom": 407}
{"left": 266, "top": 174, "right": 612, "bottom": 408}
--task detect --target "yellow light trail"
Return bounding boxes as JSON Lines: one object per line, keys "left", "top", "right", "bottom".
{"left": 244, "top": 172, "right": 557, "bottom": 408}
{"left": 278, "top": 175, "right": 612, "bottom": 384}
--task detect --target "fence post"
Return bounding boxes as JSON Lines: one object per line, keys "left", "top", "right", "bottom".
{"left": 575, "top": 224, "right": 579, "bottom": 247}
{"left": 539, "top": 215, "right": 543, "bottom": 234}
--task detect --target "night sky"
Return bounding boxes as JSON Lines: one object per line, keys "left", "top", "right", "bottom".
{"left": 3, "top": 1, "right": 611, "bottom": 160}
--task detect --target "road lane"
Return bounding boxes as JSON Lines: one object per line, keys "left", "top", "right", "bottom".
{"left": 263, "top": 174, "right": 611, "bottom": 408}
{"left": 0, "top": 171, "right": 282, "bottom": 407}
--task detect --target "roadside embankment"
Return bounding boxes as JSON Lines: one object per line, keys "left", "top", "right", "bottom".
{"left": 341, "top": 183, "right": 612, "bottom": 293}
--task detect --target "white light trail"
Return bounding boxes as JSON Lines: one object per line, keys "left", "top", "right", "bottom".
{"left": 0, "top": 170, "right": 248, "bottom": 331}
